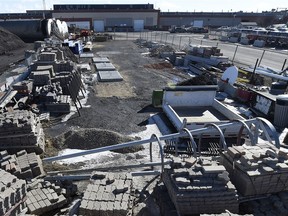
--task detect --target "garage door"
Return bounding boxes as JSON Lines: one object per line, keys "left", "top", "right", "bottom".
{"left": 133, "top": 20, "right": 144, "bottom": 32}
{"left": 94, "top": 20, "right": 104, "bottom": 32}
{"left": 66, "top": 21, "right": 90, "bottom": 30}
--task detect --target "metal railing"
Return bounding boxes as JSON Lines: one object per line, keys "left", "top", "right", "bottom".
{"left": 43, "top": 117, "right": 280, "bottom": 176}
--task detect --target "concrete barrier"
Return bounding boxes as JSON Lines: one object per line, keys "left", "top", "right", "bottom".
{"left": 253, "top": 40, "right": 266, "bottom": 48}
{"left": 240, "top": 37, "right": 249, "bottom": 45}
{"left": 229, "top": 37, "right": 239, "bottom": 43}
{"left": 220, "top": 36, "right": 228, "bottom": 41}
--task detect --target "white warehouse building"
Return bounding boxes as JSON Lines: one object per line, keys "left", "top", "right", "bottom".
{"left": 52, "top": 4, "right": 159, "bottom": 32}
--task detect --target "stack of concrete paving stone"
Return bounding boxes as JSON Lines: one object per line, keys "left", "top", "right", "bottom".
{"left": 163, "top": 158, "right": 239, "bottom": 215}
{"left": 46, "top": 95, "right": 71, "bottom": 113}
{"left": 222, "top": 143, "right": 288, "bottom": 196}
{"left": 94, "top": 59, "right": 123, "bottom": 82}
{"left": 43, "top": 47, "right": 64, "bottom": 61}
{"left": 0, "top": 169, "right": 27, "bottom": 215}
{"left": 38, "top": 52, "right": 57, "bottom": 62}
{"left": 242, "top": 191, "right": 288, "bottom": 215}
{"left": 0, "top": 150, "right": 44, "bottom": 180}
{"left": 79, "top": 172, "right": 132, "bottom": 216}
{"left": 25, "top": 179, "right": 68, "bottom": 215}
{"left": 0, "top": 110, "right": 45, "bottom": 154}
{"left": 32, "top": 71, "right": 51, "bottom": 86}
{"left": 36, "top": 65, "right": 55, "bottom": 77}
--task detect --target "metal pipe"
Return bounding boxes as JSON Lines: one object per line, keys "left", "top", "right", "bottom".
{"left": 43, "top": 118, "right": 276, "bottom": 163}
{"left": 149, "top": 134, "right": 164, "bottom": 174}
{"left": 44, "top": 174, "right": 91, "bottom": 181}
{"left": 256, "top": 117, "right": 280, "bottom": 148}
{"left": 234, "top": 119, "right": 255, "bottom": 146}
{"left": 182, "top": 128, "right": 197, "bottom": 156}
{"left": 131, "top": 170, "right": 161, "bottom": 176}
{"left": 47, "top": 161, "right": 171, "bottom": 175}
{"left": 204, "top": 123, "right": 227, "bottom": 151}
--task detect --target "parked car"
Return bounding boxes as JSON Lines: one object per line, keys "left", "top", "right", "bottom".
{"left": 185, "top": 27, "right": 208, "bottom": 33}
{"left": 169, "top": 27, "right": 186, "bottom": 33}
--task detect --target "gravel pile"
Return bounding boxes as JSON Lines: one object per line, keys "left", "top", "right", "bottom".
{"left": 53, "top": 128, "right": 143, "bottom": 153}
{"left": 0, "top": 26, "right": 25, "bottom": 54}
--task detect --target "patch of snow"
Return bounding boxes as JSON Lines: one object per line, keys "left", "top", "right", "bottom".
{"left": 61, "top": 84, "right": 91, "bottom": 123}
{"left": 56, "top": 148, "right": 118, "bottom": 165}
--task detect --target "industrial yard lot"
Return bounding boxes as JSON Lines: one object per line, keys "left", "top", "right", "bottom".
{"left": 0, "top": 26, "right": 288, "bottom": 216}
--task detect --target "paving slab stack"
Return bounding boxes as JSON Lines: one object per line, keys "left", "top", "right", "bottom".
{"left": 0, "top": 150, "right": 44, "bottom": 180}
{"left": 79, "top": 172, "right": 132, "bottom": 216}
{"left": 0, "top": 169, "right": 27, "bottom": 215}
{"left": 242, "top": 191, "right": 288, "bottom": 215}
{"left": 163, "top": 158, "right": 239, "bottom": 215}
{"left": 93, "top": 57, "right": 123, "bottom": 82}
{"left": 0, "top": 110, "right": 45, "bottom": 154}
{"left": 222, "top": 143, "right": 288, "bottom": 196}
{"left": 25, "top": 179, "right": 70, "bottom": 215}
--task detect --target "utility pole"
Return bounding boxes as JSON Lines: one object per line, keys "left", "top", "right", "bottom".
{"left": 42, "top": 0, "right": 46, "bottom": 19}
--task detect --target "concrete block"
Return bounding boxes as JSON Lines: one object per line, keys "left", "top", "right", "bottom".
{"left": 240, "top": 37, "right": 249, "bottom": 45}
{"left": 253, "top": 40, "right": 265, "bottom": 48}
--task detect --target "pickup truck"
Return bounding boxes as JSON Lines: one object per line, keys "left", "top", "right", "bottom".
{"left": 162, "top": 85, "right": 246, "bottom": 138}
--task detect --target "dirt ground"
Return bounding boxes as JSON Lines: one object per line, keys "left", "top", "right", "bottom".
{"left": 59, "top": 40, "right": 189, "bottom": 136}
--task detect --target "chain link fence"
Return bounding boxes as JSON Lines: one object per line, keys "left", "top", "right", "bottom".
{"left": 112, "top": 31, "right": 288, "bottom": 70}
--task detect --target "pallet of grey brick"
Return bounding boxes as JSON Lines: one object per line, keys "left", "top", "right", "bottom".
{"left": 0, "top": 110, "right": 45, "bottom": 154}
{"left": 32, "top": 71, "right": 51, "bottom": 86}
{"left": 222, "top": 143, "right": 288, "bottom": 196}
{"left": 45, "top": 95, "right": 71, "bottom": 113}
{"left": 79, "top": 172, "right": 132, "bottom": 216}
{"left": 163, "top": 158, "right": 239, "bottom": 215}
{"left": 0, "top": 150, "right": 44, "bottom": 180}
{"left": 0, "top": 169, "right": 27, "bottom": 216}
{"left": 242, "top": 191, "right": 288, "bottom": 215}
{"left": 25, "top": 180, "right": 68, "bottom": 215}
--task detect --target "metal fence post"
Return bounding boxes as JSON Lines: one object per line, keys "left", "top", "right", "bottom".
{"left": 258, "top": 50, "right": 266, "bottom": 67}
{"left": 165, "top": 33, "right": 168, "bottom": 44}
{"left": 160, "top": 32, "right": 163, "bottom": 43}
{"left": 172, "top": 35, "right": 175, "bottom": 45}
{"left": 282, "top": 59, "right": 287, "bottom": 71}
{"left": 179, "top": 36, "right": 182, "bottom": 49}
{"left": 232, "top": 45, "right": 239, "bottom": 63}
{"left": 126, "top": 30, "right": 128, "bottom": 40}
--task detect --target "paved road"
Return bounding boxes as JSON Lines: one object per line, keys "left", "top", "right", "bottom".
{"left": 114, "top": 31, "right": 288, "bottom": 70}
